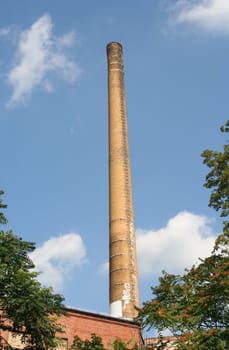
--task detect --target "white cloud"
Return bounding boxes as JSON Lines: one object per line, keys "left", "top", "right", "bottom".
{"left": 172, "top": 0, "right": 229, "bottom": 34}
{"left": 57, "top": 31, "right": 76, "bottom": 48}
{"left": 30, "top": 233, "right": 87, "bottom": 290}
{"left": 137, "top": 211, "right": 217, "bottom": 277}
{"left": 7, "top": 14, "right": 81, "bottom": 107}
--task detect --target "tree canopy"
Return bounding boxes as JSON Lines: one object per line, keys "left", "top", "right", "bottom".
{"left": 0, "top": 190, "right": 7, "bottom": 225}
{"left": 0, "top": 191, "right": 65, "bottom": 350}
{"left": 137, "top": 121, "right": 229, "bottom": 350}
{"left": 70, "top": 333, "right": 143, "bottom": 350}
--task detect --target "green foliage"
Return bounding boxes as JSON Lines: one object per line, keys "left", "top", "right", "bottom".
{"left": 0, "top": 192, "right": 65, "bottom": 350}
{"left": 112, "top": 338, "right": 141, "bottom": 350}
{"left": 70, "top": 334, "right": 145, "bottom": 350}
{"left": 201, "top": 121, "right": 229, "bottom": 257}
{"left": 112, "top": 339, "right": 131, "bottom": 350}
{"left": 0, "top": 190, "right": 7, "bottom": 224}
{"left": 70, "top": 334, "right": 105, "bottom": 350}
{"left": 137, "top": 121, "right": 229, "bottom": 349}
{"left": 201, "top": 142, "right": 229, "bottom": 218}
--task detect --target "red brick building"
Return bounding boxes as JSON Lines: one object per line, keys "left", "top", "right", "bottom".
{"left": 59, "top": 307, "right": 143, "bottom": 348}
{"left": 0, "top": 307, "right": 143, "bottom": 350}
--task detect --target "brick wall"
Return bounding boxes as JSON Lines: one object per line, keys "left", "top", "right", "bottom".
{"left": 1, "top": 307, "right": 142, "bottom": 349}
{"left": 59, "top": 308, "right": 142, "bottom": 348}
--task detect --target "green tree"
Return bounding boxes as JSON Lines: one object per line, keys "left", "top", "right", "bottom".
{"left": 0, "top": 192, "right": 65, "bottom": 350}
{"left": 137, "top": 121, "right": 229, "bottom": 350}
{"left": 70, "top": 334, "right": 145, "bottom": 350}
{"left": 111, "top": 338, "right": 144, "bottom": 350}
{"left": 0, "top": 190, "right": 7, "bottom": 224}
{"left": 70, "top": 334, "right": 106, "bottom": 350}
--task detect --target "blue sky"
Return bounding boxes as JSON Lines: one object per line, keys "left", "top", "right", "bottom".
{"left": 0, "top": 0, "right": 228, "bottom": 317}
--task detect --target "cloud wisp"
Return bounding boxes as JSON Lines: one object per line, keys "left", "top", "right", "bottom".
{"left": 6, "top": 14, "right": 80, "bottom": 107}
{"left": 171, "top": 0, "right": 229, "bottom": 34}
{"left": 0, "top": 27, "right": 11, "bottom": 37}
{"left": 137, "top": 211, "right": 217, "bottom": 278}
{"left": 30, "top": 233, "right": 87, "bottom": 291}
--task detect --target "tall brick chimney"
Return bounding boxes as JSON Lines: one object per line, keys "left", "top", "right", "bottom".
{"left": 107, "top": 42, "right": 140, "bottom": 319}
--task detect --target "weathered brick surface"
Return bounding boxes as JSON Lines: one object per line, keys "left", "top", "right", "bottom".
{"left": 107, "top": 41, "right": 140, "bottom": 319}
{"left": 1, "top": 308, "right": 142, "bottom": 349}
{"left": 59, "top": 308, "right": 142, "bottom": 348}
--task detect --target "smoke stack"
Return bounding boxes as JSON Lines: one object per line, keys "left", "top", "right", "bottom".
{"left": 107, "top": 42, "right": 140, "bottom": 319}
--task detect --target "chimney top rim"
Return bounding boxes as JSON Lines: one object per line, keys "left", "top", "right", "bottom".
{"left": 107, "top": 42, "right": 123, "bottom": 52}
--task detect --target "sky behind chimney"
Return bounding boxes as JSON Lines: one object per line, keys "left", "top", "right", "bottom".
{"left": 0, "top": 0, "right": 226, "bottom": 316}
